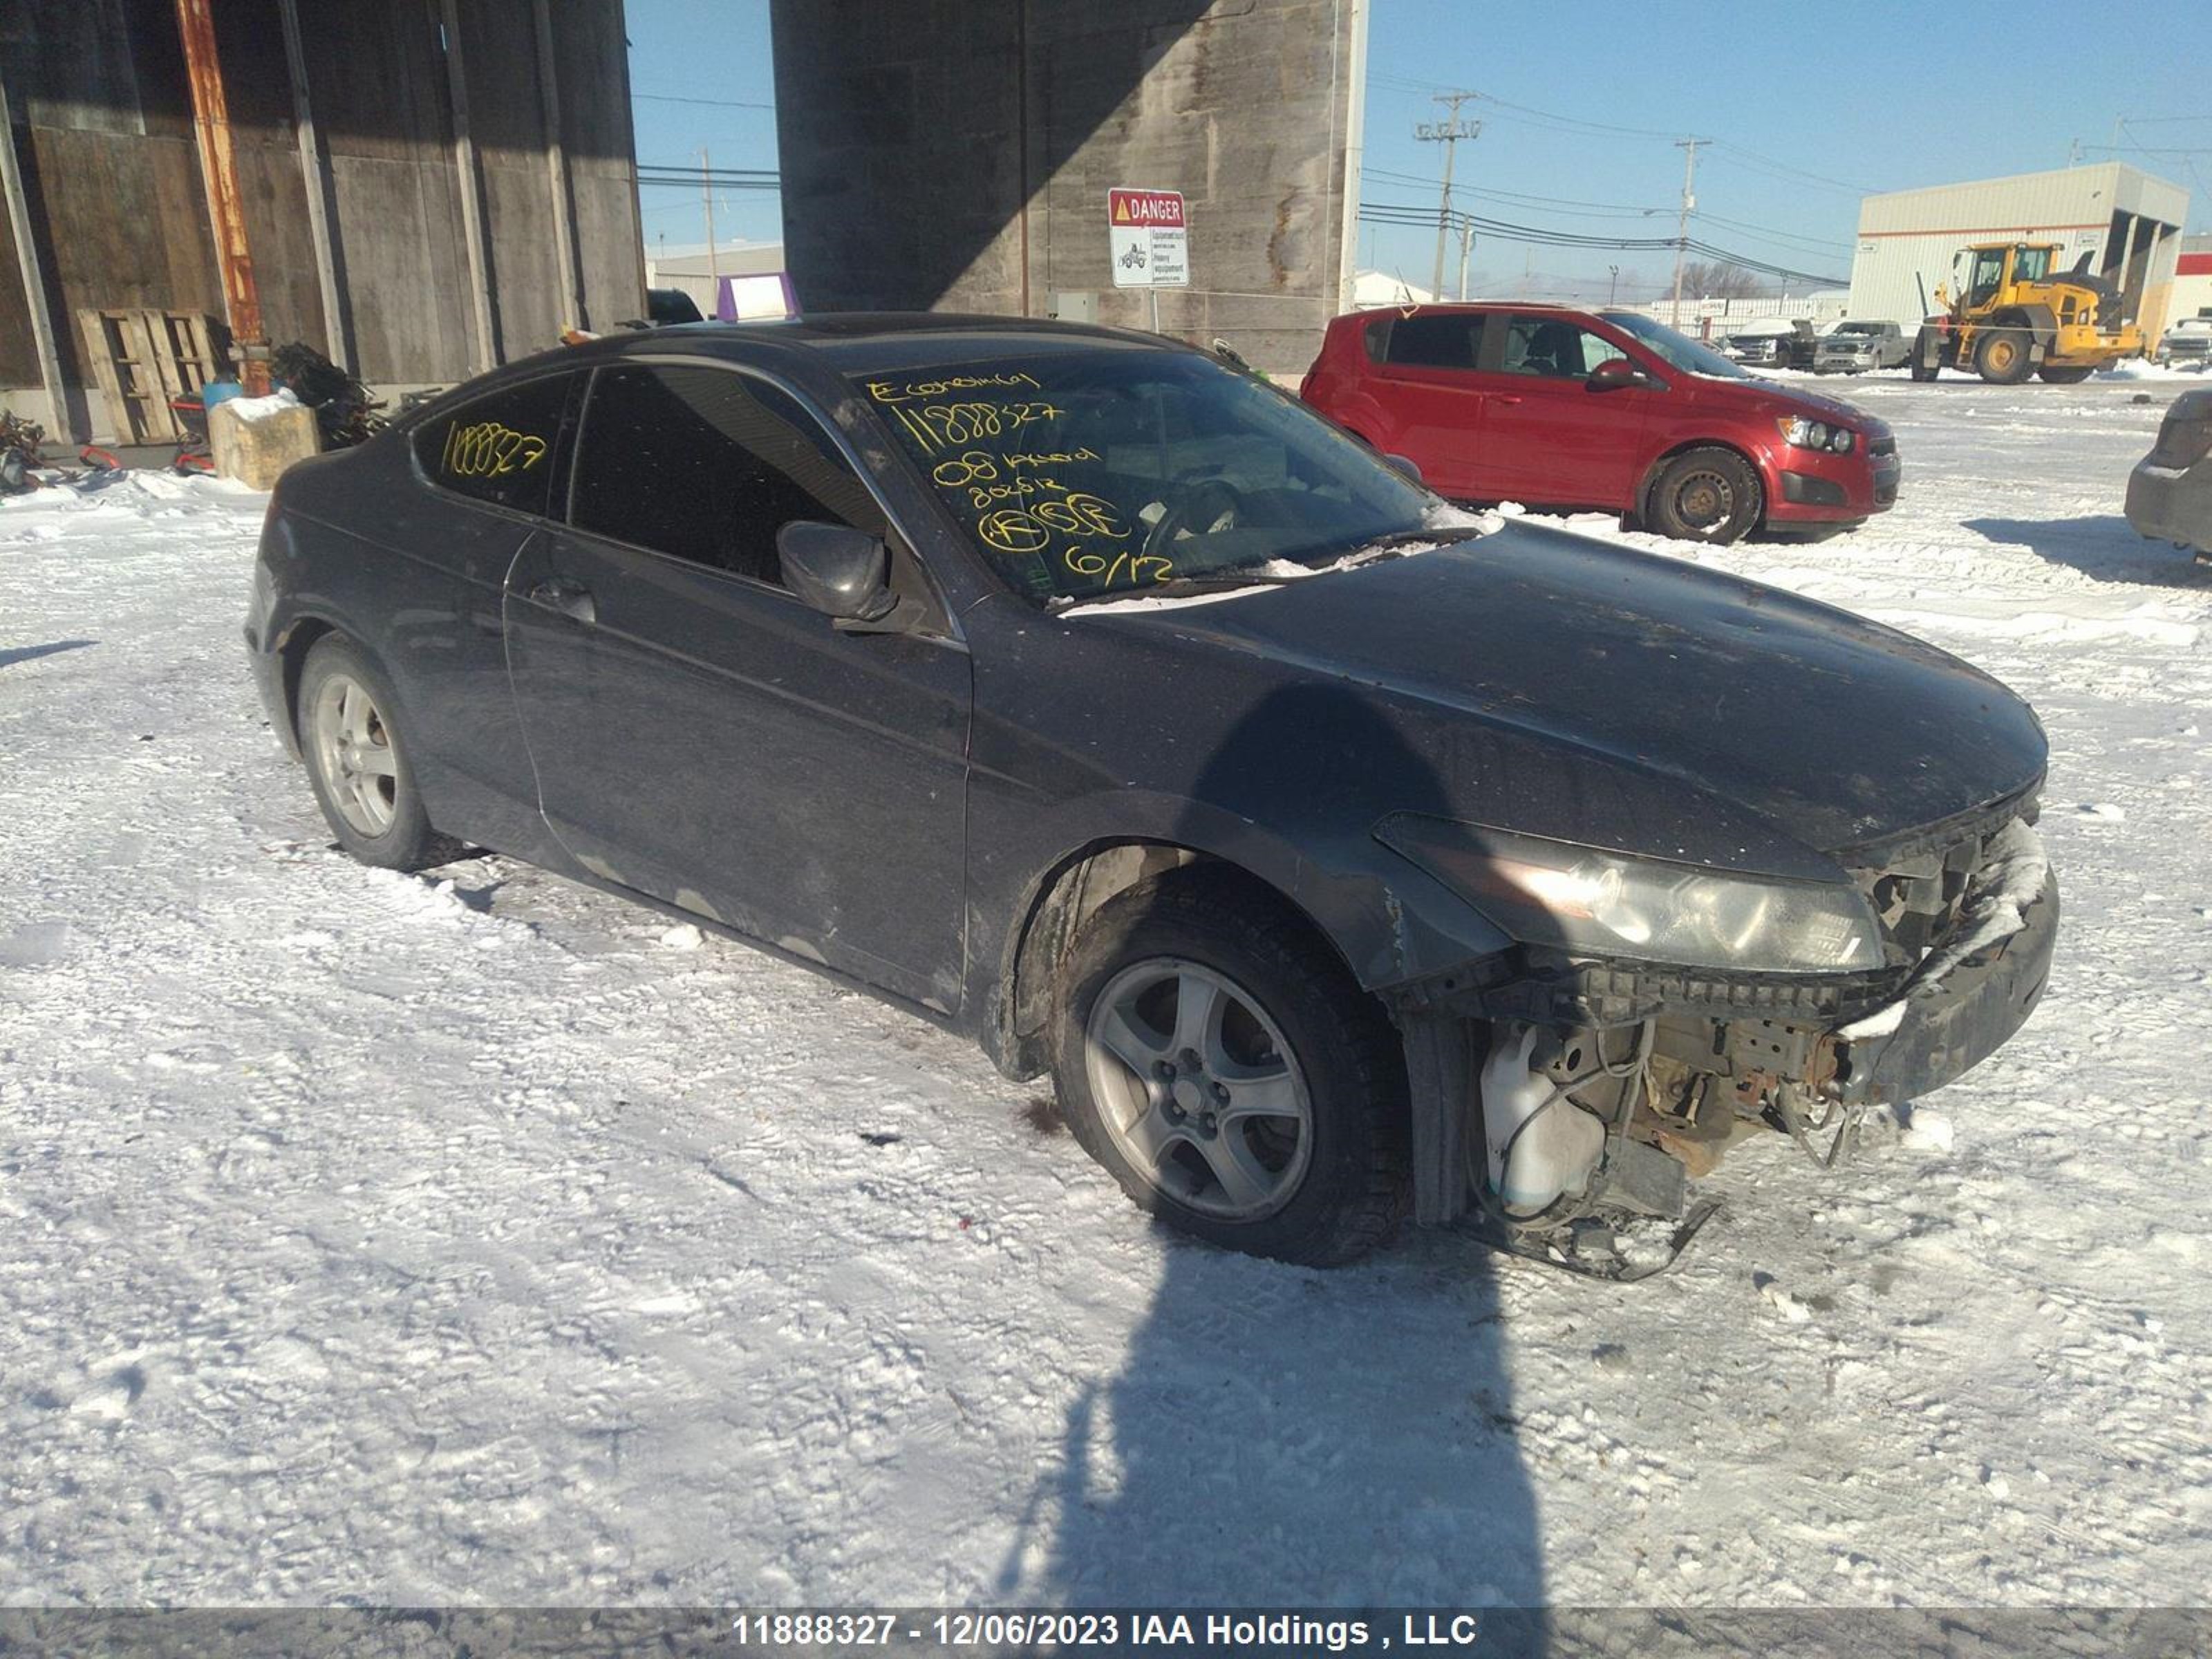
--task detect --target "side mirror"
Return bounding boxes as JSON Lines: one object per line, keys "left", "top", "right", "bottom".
{"left": 1587, "top": 357, "right": 1642, "bottom": 390}
{"left": 777, "top": 521, "right": 897, "bottom": 624}
{"left": 1383, "top": 453, "right": 1423, "bottom": 484}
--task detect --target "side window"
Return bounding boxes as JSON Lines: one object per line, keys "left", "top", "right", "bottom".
{"left": 1968, "top": 250, "right": 2005, "bottom": 307}
{"left": 1385, "top": 312, "right": 1485, "bottom": 370}
{"left": 1501, "top": 317, "right": 1622, "bottom": 378}
{"left": 569, "top": 364, "right": 882, "bottom": 585}
{"left": 413, "top": 373, "right": 575, "bottom": 516}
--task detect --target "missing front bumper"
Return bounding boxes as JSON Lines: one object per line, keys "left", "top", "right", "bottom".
{"left": 1833, "top": 870, "right": 2059, "bottom": 1106}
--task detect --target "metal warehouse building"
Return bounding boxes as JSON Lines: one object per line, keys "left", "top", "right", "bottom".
{"left": 2171, "top": 234, "right": 2212, "bottom": 325}
{"left": 1846, "top": 162, "right": 2189, "bottom": 337}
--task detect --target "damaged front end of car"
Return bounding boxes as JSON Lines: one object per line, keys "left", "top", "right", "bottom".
{"left": 1376, "top": 791, "right": 2059, "bottom": 1279}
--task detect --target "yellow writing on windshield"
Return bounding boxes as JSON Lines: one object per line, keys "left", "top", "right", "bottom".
{"left": 1006, "top": 448, "right": 1100, "bottom": 469}
{"left": 863, "top": 371, "right": 1043, "bottom": 404}
{"left": 1066, "top": 548, "right": 1174, "bottom": 587}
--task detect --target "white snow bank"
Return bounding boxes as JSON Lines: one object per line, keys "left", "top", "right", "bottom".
{"left": 216, "top": 387, "right": 306, "bottom": 424}
{"left": 2097, "top": 359, "right": 2208, "bottom": 382}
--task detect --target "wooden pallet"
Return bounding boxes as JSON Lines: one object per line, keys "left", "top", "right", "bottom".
{"left": 75, "top": 308, "right": 227, "bottom": 445}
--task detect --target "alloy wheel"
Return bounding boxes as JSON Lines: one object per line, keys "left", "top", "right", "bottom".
{"left": 308, "top": 671, "right": 400, "bottom": 837}
{"left": 1083, "top": 957, "right": 1313, "bottom": 1220}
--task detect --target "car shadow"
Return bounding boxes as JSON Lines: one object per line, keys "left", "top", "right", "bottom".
{"left": 1003, "top": 680, "right": 1550, "bottom": 1638}
{"left": 1963, "top": 514, "right": 2212, "bottom": 588}
{"left": 0, "top": 639, "right": 96, "bottom": 671}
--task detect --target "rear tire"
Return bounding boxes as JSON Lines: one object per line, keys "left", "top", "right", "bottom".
{"left": 1051, "top": 871, "right": 1409, "bottom": 1266}
{"left": 2036, "top": 364, "right": 2093, "bottom": 384}
{"left": 1644, "top": 446, "right": 1762, "bottom": 545}
{"left": 297, "top": 635, "right": 467, "bottom": 872}
{"left": 1975, "top": 327, "right": 2034, "bottom": 384}
{"left": 1909, "top": 330, "right": 1941, "bottom": 382}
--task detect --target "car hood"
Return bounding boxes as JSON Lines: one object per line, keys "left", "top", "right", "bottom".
{"left": 1109, "top": 523, "right": 2043, "bottom": 866}
{"left": 1743, "top": 381, "right": 1886, "bottom": 431}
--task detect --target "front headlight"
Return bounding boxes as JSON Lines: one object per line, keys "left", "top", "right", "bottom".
{"left": 1778, "top": 415, "right": 1857, "bottom": 453}
{"left": 1376, "top": 814, "right": 1884, "bottom": 974}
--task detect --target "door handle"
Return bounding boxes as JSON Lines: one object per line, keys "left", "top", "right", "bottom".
{"left": 525, "top": 577, "right": 596, "bottom": 625}
{"left": 1494, "top": 394, "right": 1525, "bottom": 405}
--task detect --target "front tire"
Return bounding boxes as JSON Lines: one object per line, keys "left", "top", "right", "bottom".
{"left": 1051, "top": 872, "right": 1409, "bottom": 1265}
{"left": 297, "top": 635, "right": 465, "bottom": 871}
{"left": 1644, "top": 446, "right": 1762, "bottom": 544}
{"left": 1975, "top": 327, "right": 2034, "bottom": 384}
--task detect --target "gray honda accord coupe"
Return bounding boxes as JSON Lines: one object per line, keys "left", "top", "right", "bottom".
{"left": 245, "top": 315, "right": 2058, "bottom": 1273}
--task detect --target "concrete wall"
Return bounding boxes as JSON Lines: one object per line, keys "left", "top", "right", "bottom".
{"left": 1, "top": 0, "right": 646, "bottom": 439}
{"left": 1846, "top": 162, "right": 2191, "bottom": 333}
{"left": 769, "top": 0, "right": 1366, "bottom": 373}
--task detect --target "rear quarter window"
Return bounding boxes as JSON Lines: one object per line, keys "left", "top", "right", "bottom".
{"left": 411, "top": 373, "right": 577, "bottom": 516}
{"left": 1384, "top": 313, "right": 1485, "bottom": 370}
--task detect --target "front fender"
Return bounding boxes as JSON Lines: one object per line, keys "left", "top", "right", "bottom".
{"left": 967, "top": 783, "right": 1517, "bottom": 1075}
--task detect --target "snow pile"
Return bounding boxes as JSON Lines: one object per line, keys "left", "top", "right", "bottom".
{"left": 216, "top": 387, "right": 306, "bottom": 424}
{"left": 2097, "top": 358, "right": 2208, "bottom": 382}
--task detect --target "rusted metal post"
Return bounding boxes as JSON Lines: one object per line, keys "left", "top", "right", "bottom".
{"left": 175, "top": 0, "right": 272, "bottom": 394}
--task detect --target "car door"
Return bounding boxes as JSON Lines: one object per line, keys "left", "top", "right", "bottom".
{"left": 1466, "top": 315, "right": 1654, "bottom": 508}
{"left": 502, "top": 359, "right": 973, "bottom": 1012}
{"left": 1370, "top": 311, "right": 1492, "bottom": 497}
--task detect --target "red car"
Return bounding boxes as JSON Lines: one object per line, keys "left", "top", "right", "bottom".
{"left": 1300, "top": 303, "right": 1900, "bottom": 544}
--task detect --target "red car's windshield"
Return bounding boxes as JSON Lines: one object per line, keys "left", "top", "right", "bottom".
{"left": 1599, "top": 310, "right": 1753, "bottom": 379}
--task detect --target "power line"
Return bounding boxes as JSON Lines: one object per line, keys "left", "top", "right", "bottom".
{"left": 1373, "top": 70, "right": 1886, "bottom": 198}
{"left": 1356, "top": 200, "right": 1844, "bottom": 286}
{"left": 632, "top": 93, "right": 776, "bottom": 111}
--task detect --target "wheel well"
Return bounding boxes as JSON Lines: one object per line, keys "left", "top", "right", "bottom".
{"left": 1639, "top": 439, "right": 1765, "bottom": 521}
{"left": 997, "top": 841, "right": 1362, "bottom": 1080}
{"left": 274, "top": 617, "right": 337, "bottom": 740}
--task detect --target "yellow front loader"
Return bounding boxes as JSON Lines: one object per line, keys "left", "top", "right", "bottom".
{"left": 1910, "top": 241, "right": 2146, "bottom": 384}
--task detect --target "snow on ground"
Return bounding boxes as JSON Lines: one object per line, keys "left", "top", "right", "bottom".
{"left": 3, "top": 382, "right": 2210, "bottom": 1611}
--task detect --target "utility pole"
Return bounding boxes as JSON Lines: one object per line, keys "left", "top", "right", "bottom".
{"left": 1670, "top": 136, "right": 1705, "bottom": 328}
{"left": 1416, "top": 92, "right": 1479, "bottom": 300}
{"left": 1607, "top": 264, "right": 1620, "bottom": 304}
{"left": 1456, "top": 221, "right": 1473, "bottom": 301}
{"left": 701, "top": 146, "right": 719, "bottom": 306}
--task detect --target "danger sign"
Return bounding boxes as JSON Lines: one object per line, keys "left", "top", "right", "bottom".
{"left": 1108, "top": 187, "right": 1188, "bottom": 290}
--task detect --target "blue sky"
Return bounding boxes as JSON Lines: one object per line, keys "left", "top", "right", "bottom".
{"left": 628, "top": 0, "right": 2210, "bottom": 298}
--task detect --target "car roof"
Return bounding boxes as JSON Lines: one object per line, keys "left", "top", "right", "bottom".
{"left": 451, "top": 313, "right": 1194, "bottom": 402}
{"left": 592, "top": 312, "right": 1179, "bottom": 373}
{"left": 1340, "top": 300, "right": 1593, "bottom": 320}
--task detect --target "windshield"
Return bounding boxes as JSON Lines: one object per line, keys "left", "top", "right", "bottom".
{"left": 1834, "top": 323, "right": 1878, "bottom": 336}
{"left": 857, "top": 350, "right": 1435, "bottom": 603}
{"left": 1597, "top": 310, "right": 1751, "bottom": 379}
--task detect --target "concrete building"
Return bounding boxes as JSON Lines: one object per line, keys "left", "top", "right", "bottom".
{"left": 1349, "top": 270, "right": 1432, "bottom": 309}
{"left": 768, "top": 0, "right": 1368, "bottom": 374}
{"left": 1846, "top": 162, "right": 2189, "bottom": 336}
{"left": 1, "top": 0, "right": 645, "bottom": 443}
